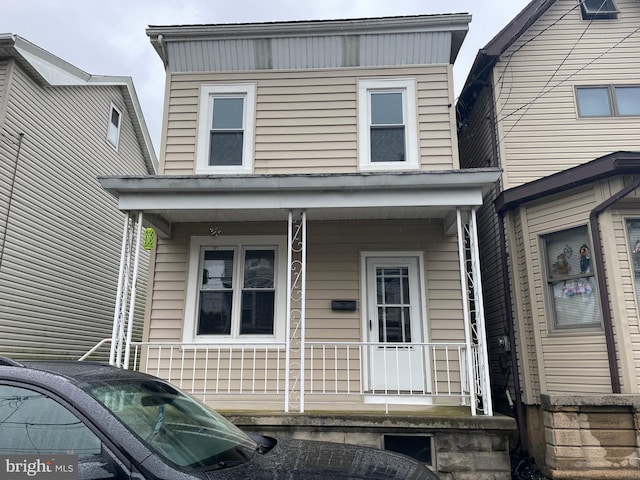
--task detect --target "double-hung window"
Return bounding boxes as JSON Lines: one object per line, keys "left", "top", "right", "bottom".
{"left": 576, "top": 85, "right": 640, "bottom": 117}
{"left": 107, "top": 103, "right": 121, "bottom": 149}
{"left": 196, "top": 84, "right": 256, "bottom": 174}
{"left": 541, "top": 225, "right": 602, "bottom": 330}
{"left": 358, "top": 79, "right": 418, "bottom": 170}
{"left": 579, "top": 0, "right": 618, "bottom": 20}
{"left": 184, "top": 236, "right": 286, "bottom": 342}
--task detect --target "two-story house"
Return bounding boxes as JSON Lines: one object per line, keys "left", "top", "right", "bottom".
{"left": 458, "top": 0, "right": 640, "bottom": 478}
{"left": 100, "top": 15, "right": 515, "bottom": 478}
{"left": 0, "top": 34, "right": 156, "bottom": 360}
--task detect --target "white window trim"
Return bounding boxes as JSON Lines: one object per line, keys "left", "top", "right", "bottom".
{"left": 183, "top": 235, "right": 287, "bottom": 344}
{"left": 357, "top": 78, "right": 419, "bottom": 171}
{"left": 107, "top": 103, "right": 121, "bottom": 150}
{"left": 196, "top": 83, "right": 256, "bottom": 174}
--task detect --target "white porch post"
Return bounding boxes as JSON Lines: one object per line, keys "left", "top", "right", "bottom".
{"left": 456, "top": 208, "right": 493, "bottom": 416}
{"left": 469, "top": 208, "right": 493, "bottom": 415}
{"left": 123, "top": 212, "right": 144, "bottom": 369}
{"left": 284, "top": 210, "right": 307, "bottom": 413}
{"left": 456, "top": 209, "right": 477, "bottom": 416}
{"left": 109, "top": 212, "right": 144, "bottom": 369}
{"left": 109, "top": 214, "right": 132, "bottom": 366}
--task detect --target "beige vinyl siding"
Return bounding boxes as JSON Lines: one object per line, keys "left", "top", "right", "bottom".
{"left": 0, "top": 63, "right": 150, "bottom": 360}
{"left": 147, "top": 220, "right": 465, "bottom": 343}
{"left": 523, "top": 186, "right": 611, "bottom": 395}
{"left": 162, "top": 65, "right": 457, "bottom": 175}
{"left": 609, "top": 202, "right": 640, "bottom": 393}
{"left": 145, "top": 220, "right": 467, "bottom": 403}
{"left": 493, "top": 0, "right": 640, "bottom": 189}
{"left": 508, "top": 210, "right": 540, "bottom": 404}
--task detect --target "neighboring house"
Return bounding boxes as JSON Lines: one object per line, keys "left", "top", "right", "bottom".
{"left": 100, "top": 15, "right": 515, "bottom": 478}
{"left": 0, "top": 34, "right": 157, "bottom": 361}
{"left": 457, "top": 0, "right": 640, "bottom": 478}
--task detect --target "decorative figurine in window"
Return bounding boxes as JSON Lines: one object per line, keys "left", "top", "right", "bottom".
{"left": 579, "top": 244, "right": 590, "bottom": 274}
{"left": 553, "top": 253, "right": 570, "bottom": 277}
{"left": 633, "top": 239, "right": 640, "bottom": 272}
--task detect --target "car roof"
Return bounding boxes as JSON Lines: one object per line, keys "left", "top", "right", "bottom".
{"left": 0, "top": 357, "right": 157, "bottom": 385}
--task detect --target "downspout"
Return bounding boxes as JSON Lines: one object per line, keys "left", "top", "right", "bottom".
{"left": 157, "top": 34, "right": 168, "bottom": 67}
{"left": 498, "top": 211, "right": 528, "bottom": 454}
{"left": 0, "top": 132, "right": 24, "bottom": 272}
{"left": 589, "top": 177, "right": 640, "bottom": 394}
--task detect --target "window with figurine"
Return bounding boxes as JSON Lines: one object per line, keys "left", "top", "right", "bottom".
{"left": 542, "top": 225, "right": 602, "bottom": 329}
{"left": 626, "top": 220, "right": 640, "bottom": 308}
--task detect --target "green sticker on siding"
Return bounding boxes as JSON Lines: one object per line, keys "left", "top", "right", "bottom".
{"left": 142, "top": 227, "right": 156, "bottom": 250}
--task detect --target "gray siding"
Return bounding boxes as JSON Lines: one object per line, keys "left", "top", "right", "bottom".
{"left": 166, "top": 32, "right": 453, "bottom": 73}
{"left": 0, "top": 63, "right": 150, "bottom": 360}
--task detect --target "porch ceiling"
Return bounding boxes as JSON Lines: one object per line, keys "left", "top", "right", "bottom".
{"left": 99, "top": 169, "right": 501, "bottom": 234}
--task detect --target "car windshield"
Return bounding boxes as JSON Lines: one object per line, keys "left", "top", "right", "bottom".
{"left": 84, "top": 379, "right": 257, "bottom": 470}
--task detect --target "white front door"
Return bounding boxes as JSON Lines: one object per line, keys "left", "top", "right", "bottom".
{"left": 365, "top": 255, "right": 427, "bottom": 392}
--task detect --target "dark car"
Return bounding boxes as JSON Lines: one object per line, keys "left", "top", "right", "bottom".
{"left": 0, "top": 358, "right": 437, "bottom": 479}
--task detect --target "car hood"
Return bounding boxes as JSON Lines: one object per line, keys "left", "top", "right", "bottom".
{"left": 204, "top": 437, "right": 437, "bottom": 480}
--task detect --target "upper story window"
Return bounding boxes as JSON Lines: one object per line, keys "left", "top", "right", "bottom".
{"left": 579, "top": 0, "right": 618, "bottom": 20}
{"left": 196, "top": 84, "right": 256, "bottom": 174}
{"left": 183, "top": 235, "right": 286, "bottom": 343}
{"left": 576, "top": 85, "right": 640, "bottom": 117}
{"left": 541, "top": 225, "right": 602, "bottom": 330}
{"left": 107, "top": 104, "right": 121, "bottom": 149}
{"left": 358, "top": 79, "right": 419, "bottom": 171}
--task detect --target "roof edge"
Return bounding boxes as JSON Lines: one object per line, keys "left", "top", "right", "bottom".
{"left": 457, "top": 0, "right": 555, "bottom": 120}
{"left": 495, "top": 152, "right": 640, "bottom": 213}
{"left": 147, "top": 14, "right": 472, "bottom": 40}
{"left": 0, "top": 34, "right": 157, "bottom": 173}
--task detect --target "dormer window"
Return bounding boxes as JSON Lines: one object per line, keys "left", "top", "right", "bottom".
{"left": 580, "top": 0, "right": 618, "bottom": 20}
{"left": 196, "top": 84, "right": 256, "bottom": 174}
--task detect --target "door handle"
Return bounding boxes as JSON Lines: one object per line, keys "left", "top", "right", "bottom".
{"left": 369, "top": 320, "right": 372, "bottom": 331}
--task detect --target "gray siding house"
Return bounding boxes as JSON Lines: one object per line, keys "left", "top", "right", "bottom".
{"left": 0, "top": 34, "right": 156, "bottom": 360}
{"left": 458, "top": 0, "right": 640, "bottom": 478}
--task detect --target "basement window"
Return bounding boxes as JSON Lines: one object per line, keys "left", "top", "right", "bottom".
{"left": 580, "top": 0, "right": 618, "bottom": 20}
{"left": 383, "top": 435, "right": 433, "bottom": 466}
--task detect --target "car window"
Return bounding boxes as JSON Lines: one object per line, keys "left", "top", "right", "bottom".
{"left": 0, "top": 385, "right": 101, "bottom": 457}
{"left": 86, "top": 379, "right": 256, "bottom": 470}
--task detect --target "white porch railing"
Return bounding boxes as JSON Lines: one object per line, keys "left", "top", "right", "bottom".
{"left": 130, "top": 341, "right": 473, "bottom": 411}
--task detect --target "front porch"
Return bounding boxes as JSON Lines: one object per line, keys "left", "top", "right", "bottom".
{"left": 131, "top": 340, "right": 476, "bottom": 413}
{"left": 100, "top": 171, "right": 501, "bottom": 418}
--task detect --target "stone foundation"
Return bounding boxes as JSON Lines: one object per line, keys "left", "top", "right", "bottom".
{"left": 541, "top": 394, "right": 640, "bottom": 479}
{"left": 225, "top": 410, "right": 515, "bottom": 479}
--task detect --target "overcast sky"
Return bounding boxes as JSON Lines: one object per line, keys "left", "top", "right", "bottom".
{"left": 1, "top": 0, "right": 531, "bottom": 153}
